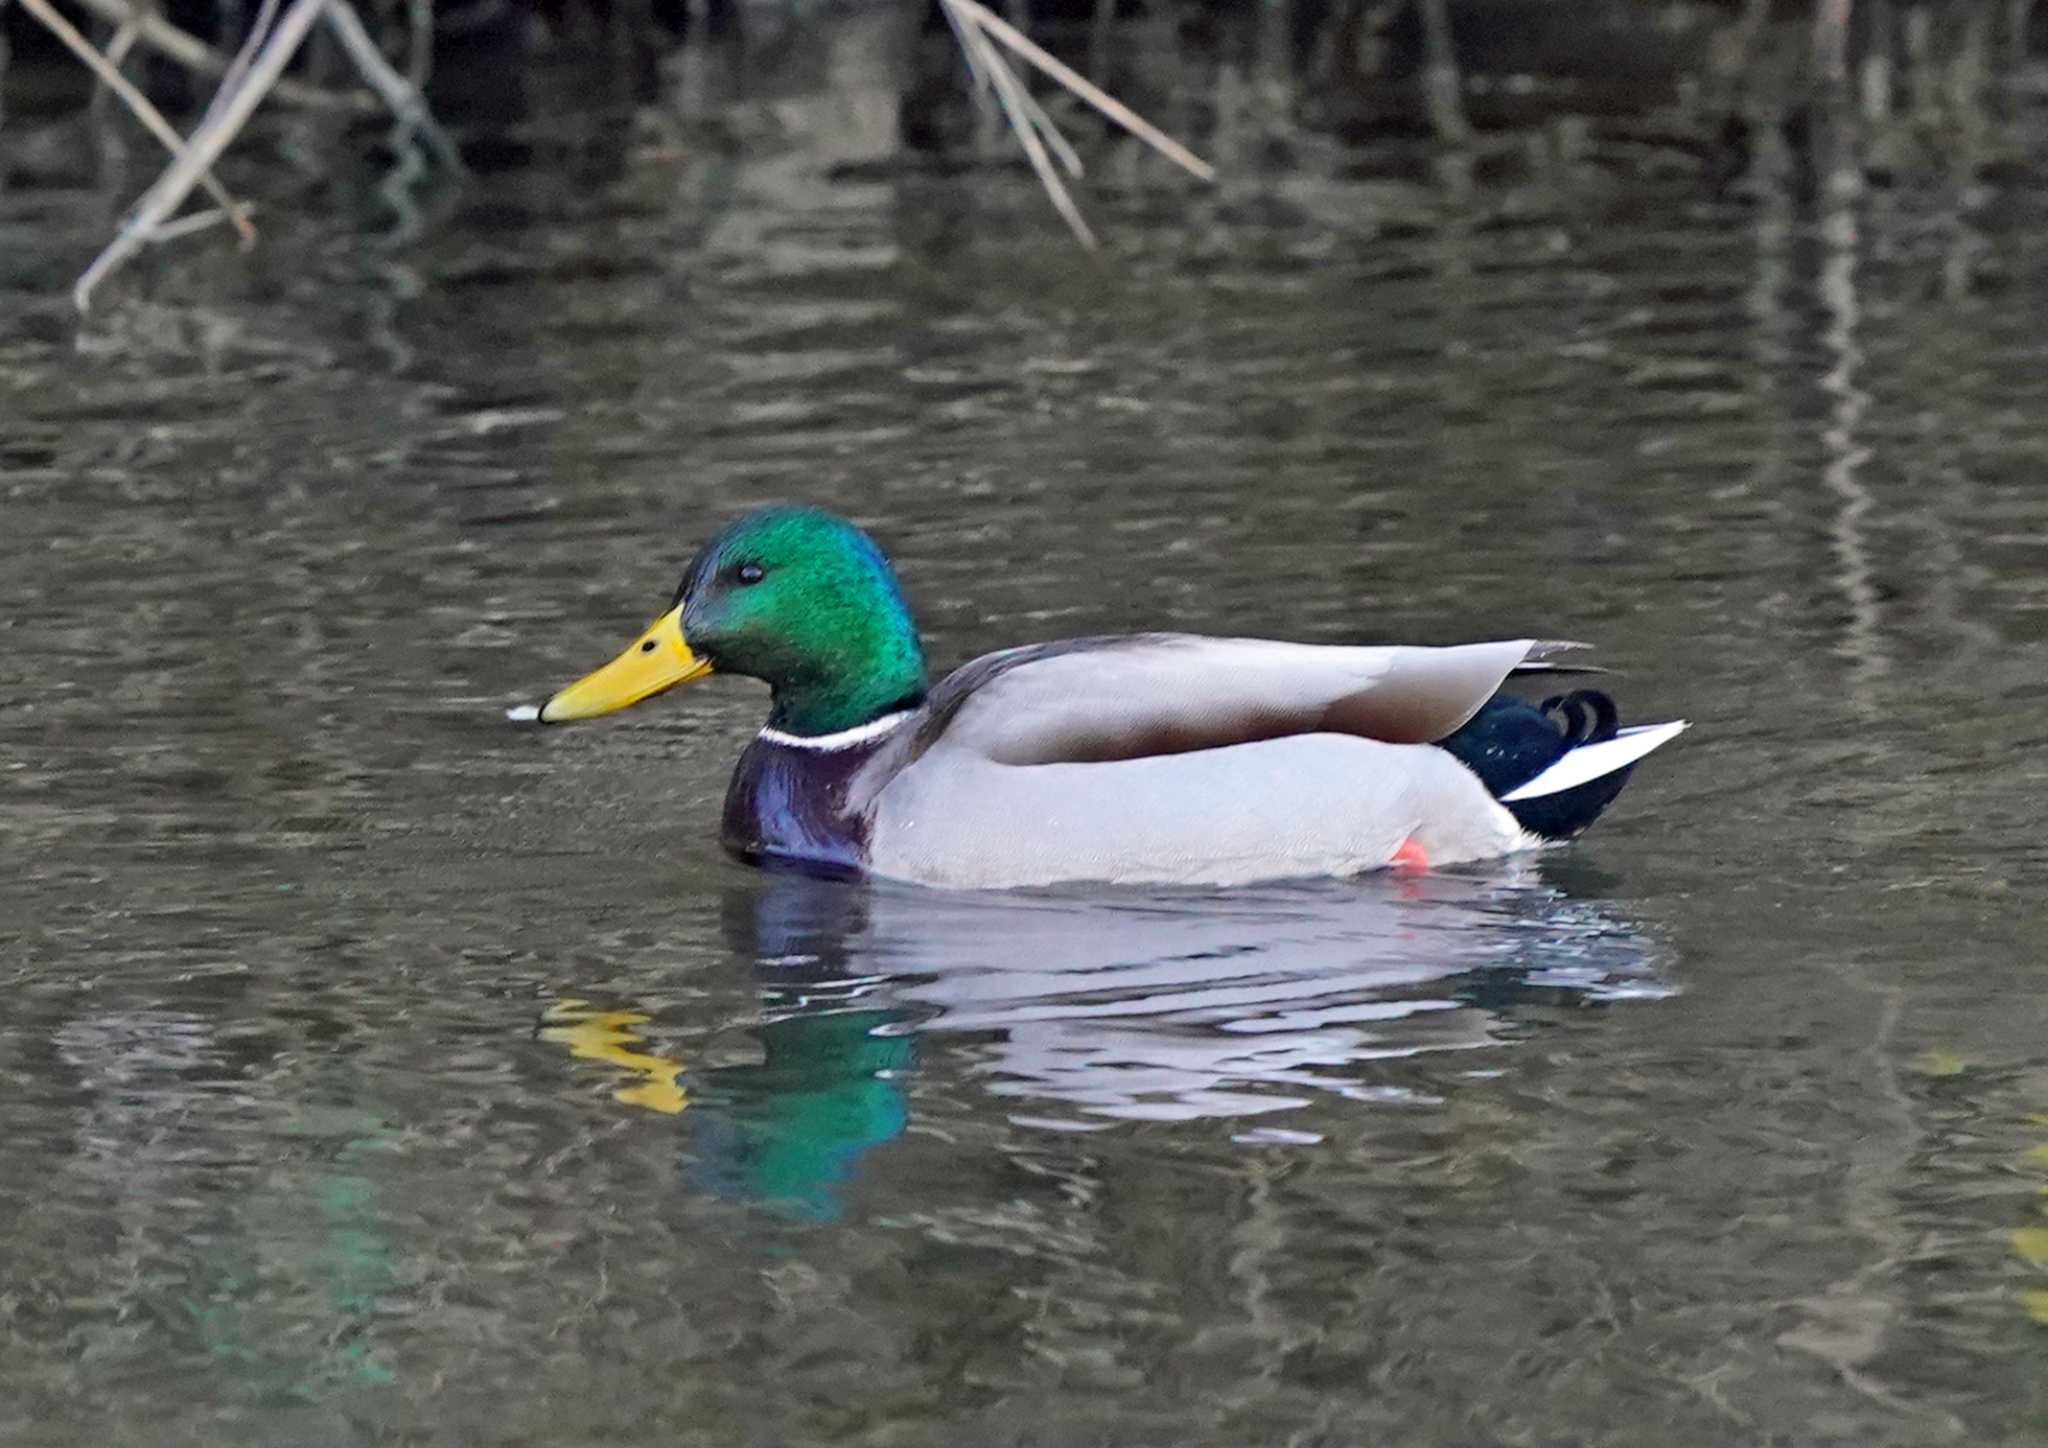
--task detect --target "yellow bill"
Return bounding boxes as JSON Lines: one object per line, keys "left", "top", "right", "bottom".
{"left": 536, "top": 604, "right": 713, "bottom": 723}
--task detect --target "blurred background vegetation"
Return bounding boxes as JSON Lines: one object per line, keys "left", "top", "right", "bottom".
{"left": 3, "top": 0, "right": 2043, "bottom": 295}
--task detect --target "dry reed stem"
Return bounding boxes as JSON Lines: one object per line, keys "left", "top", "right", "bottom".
{"left": 937, "top": 0, "right": 1214, "bottom": 248}
{"left": 65, "top": 0, "right": 376, "bottom": 112}
{"left": 940, "top": 0, "right": 994, "bottom": 93}
{"left": 322, "top": 0, "right": 464, "bottom": 173}
{"left": 947, "top": 0, "right": 1215, "bottom": 183}
{"left": 959, "top": 11, "right": 1096, "bottom": 247}
{"left": 17, "top": 0, "right": 256, "bottom": 243}
{"left": 74, "top": 0, "right": 331, "bottom": 310}
{"left": 146, "top": 204, "right": 255, "bottom": 242}
{"left": 942, "top": 6, "right": 1083, "bottom": 182}
{"left": 66, "top": 0, "right": 461, "bottom": 309}
{"left": 104, "top": 14, "right": 141, "bottom": 68}
{"left": 983, "top": 38, "right": 1084, "bottom": 180}
{"left": 206, "top": 0, "right": 283, "bottom": 132}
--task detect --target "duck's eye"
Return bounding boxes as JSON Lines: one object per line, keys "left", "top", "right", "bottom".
{"left": 735, "top": 562, "right": 766, "bottom": 586}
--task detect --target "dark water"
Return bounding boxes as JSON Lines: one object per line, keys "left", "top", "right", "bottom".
{"left": 5, "top": 11, "right": 2047, "bottom": 1446}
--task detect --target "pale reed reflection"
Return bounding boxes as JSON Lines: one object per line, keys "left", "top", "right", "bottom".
{"left": 1815, "top": 116, "right": 1890, "bottom": 710}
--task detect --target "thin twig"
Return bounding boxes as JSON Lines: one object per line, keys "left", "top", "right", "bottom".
{"left": 65, "top": 0, "right": 375, "bottom": 112}
{"left": 17, "top": 0, "right": 256, "bottom": 243}
{"left": 938, "top": 0, "right": 994, "bottom": 95}
{"left": 75, "top": 0, "right": 331, "bottom": 310}
{"left": 943, "top": 0, "right": 1216, "bottom": 182}
{"left": 201, "top": 0, "right": 283, "bottom": 134}
{"left": 404, "top": 0, "right": 433, "bottom": 93}
{"left": 936, "top": 0, "right": 1007, "bottom": 156}
{"left": 994, "top": 53, "right": 1084, "bottom": 179}
{"left": 147, "top": 204, "right": 259, "bottom": 243}
{"left": 962, "top": 13, "right": 1096, "bottom": 247}
{"left": 939, "top": 0, "right": 1081, "bottom": 179}
{"left": 322, "top": 0, "right": 465, "bottom": 172}
{"left": 104, "top": 14, "right": 141, "bottom": 68}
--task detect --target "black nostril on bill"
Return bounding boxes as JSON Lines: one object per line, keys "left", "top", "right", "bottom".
{"left": 640, "top": 640, "right": 657, "bottom": 653}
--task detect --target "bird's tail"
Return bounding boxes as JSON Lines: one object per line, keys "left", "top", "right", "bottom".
{"left": 1436, "top": 689, "right": 1686, "bottom": 840}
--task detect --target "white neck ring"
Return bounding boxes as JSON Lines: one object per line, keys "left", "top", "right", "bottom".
{"left": 757, "top": 710, "right": 914, "bottom": 753}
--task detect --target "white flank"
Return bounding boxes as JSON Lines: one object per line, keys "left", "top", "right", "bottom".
{"left": 758, "top": 710, "right": 916, "bottom": 752}
{"left": 1500, "top": 720, "right": 1689, "bottom": 802}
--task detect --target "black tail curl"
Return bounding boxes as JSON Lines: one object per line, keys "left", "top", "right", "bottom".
{"left": 1539, "top": 689, "right": 1619, "bottom": 748}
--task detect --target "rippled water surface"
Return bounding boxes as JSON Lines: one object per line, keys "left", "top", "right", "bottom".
{"left": 4, "top": 11, "right": 2048, "bottom": 1446}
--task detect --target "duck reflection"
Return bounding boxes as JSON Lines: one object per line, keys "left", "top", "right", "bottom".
{"left": 679, "top": 1008, "right": 913, "bottom": 1220}
{"left": 544, "top": 862, "right": 1668, "bottom": 1216}
{"left": 742, "top": 864, "right": 1668, "bottom": 1126}
{"left": 543, "top": 882, "right": 919, "bottom": 1220}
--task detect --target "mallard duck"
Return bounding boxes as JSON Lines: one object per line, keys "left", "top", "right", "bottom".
{"left": 519, "top": 508, "right": 1684, "bottom": 889}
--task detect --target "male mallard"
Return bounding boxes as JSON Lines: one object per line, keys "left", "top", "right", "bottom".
{"left": 520, "top": 508, "right": 1684, "bottom": 889}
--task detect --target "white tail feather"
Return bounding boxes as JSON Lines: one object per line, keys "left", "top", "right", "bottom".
{"left": 1499, "top": 720, "right": 1689, "bottom": 802}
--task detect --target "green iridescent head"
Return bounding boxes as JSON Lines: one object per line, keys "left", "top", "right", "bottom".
{"left": 538, "top": 507, "right": 929, "bottom": 737}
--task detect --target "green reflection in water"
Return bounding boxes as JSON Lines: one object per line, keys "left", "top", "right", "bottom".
{"left": 178, "top": 1123, "right": 398, "bottom": 1397}
{"left": 540, "top": 996, "right": 912, "bottom": 1221}
{"left": 688, "top": 1008, "right": 913, "bottom": 1222}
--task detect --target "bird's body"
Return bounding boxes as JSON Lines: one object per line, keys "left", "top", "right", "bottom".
{"left": 528, "top": 509, "right": 1684, "bottom": 890}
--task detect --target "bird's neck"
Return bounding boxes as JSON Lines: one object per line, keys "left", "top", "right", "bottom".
{"left": 765, "top": 632, "right": 926, "bottom": 738}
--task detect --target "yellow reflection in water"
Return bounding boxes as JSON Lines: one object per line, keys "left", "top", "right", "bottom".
{"left": 540, "top": 999, "right": 688, "bottom": 1114}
